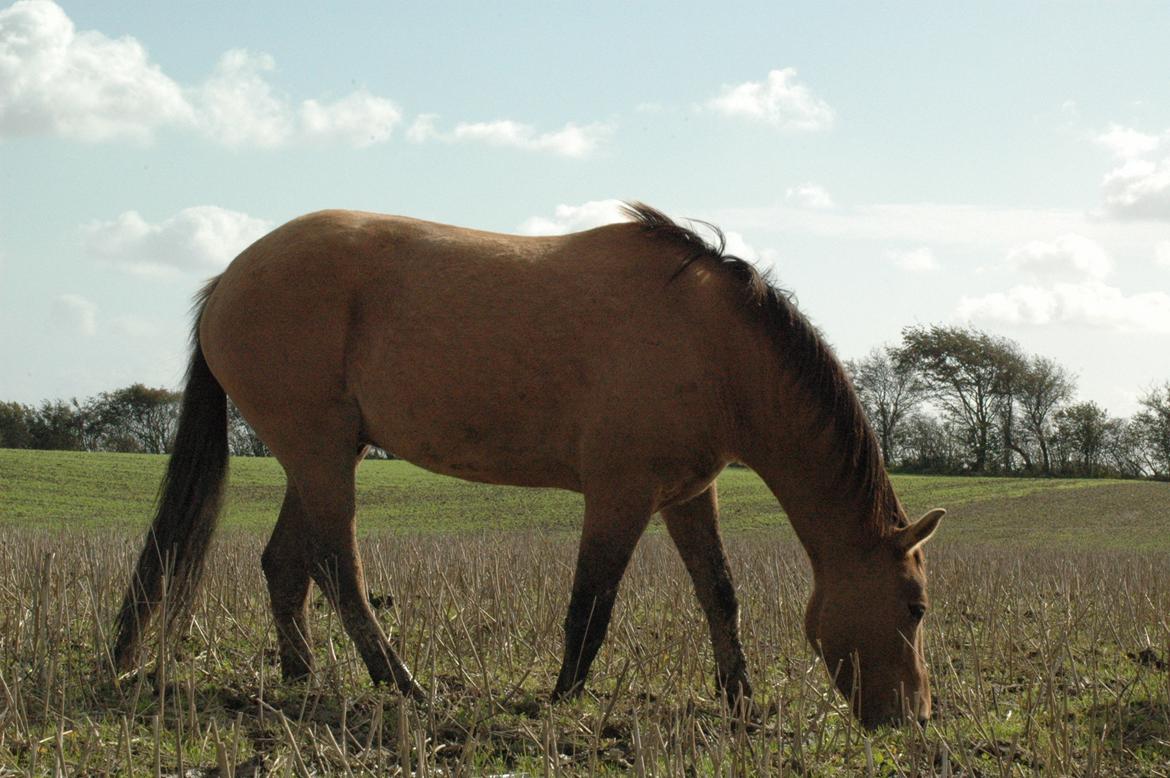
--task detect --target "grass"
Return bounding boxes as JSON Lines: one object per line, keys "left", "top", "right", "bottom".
{"left": 1, "top": 448, "right": 1161, "bottom": 548}
{"left": 0, "top": 448, "right": 1168, "bottom": 775}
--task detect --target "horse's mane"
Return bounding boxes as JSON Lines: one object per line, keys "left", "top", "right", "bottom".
{"left": 621, "top": 201, "right": 903, "bottom": 535}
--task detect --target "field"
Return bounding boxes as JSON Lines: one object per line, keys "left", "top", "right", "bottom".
{"left": 0, "top": 448, "right": 1168, "bottom": 775}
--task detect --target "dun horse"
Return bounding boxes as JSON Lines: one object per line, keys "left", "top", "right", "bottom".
{"left": 113, "top": 203, "right": 943, "bottom": 727}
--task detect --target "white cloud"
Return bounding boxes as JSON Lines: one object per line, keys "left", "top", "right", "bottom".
{"left": 518, "top": 200, "right": 628, "bottom": 235}
{"left": 718, "top": 230, "right": 760, "bottom": 262}
{"left": 886, "top": 246, "right": 937, "bottom": 272}
{"left": 1095, "top": 124, "right": 1160, "bottom": 159}
{"left": 196, "top": 52, "right": 403, "bottom": 149}
{"left": 195, "top": 49, "right": 294, "bottom": 148}
{"left": 406, "top": 113, "right": 438, "bottom": 143}
{"left": 0, "top": 2, "right": 403, "bottom": 148}
{"left": 0, "top": 0, "right": 192, "bottom": 141}
{"left": 1004, "top": 233, "right": 1112, "bottom": 281}
{"left": 83, "top": 205, "right": 272, "bottom": 276}
{"left": 1093, "top": 124, "right": 1170, "bottom": 220}
{"left": 51, "top": 293, "right": 97, "bottom": 336}
{"left": 785, "top": 182, "right": 835, "bottom": 209}
{"left": 958, "top": 282, "right": 1170, "bottom": 334}
{"left": 1101, "top": 156, "right": 1170, "bottom": 220}
{"left": 519, "top": 200, "right": 762, "bottom": 261}
{"left": 1156, "top": 240, "right": 1170, "bottom": 269}
{"left": 410, "top": 115, "right": 612, "bottom": 157}
{"left": 707, "top": 68, "right": 834, "bottom": 131}
{"left": 957, "top": 235, "right": 1170, "bottom": 334}
{"left": 300, "top": 90, "right": 401, "bottom": 148}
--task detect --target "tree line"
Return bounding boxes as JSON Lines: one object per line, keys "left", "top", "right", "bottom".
{"left": 847, "top": 325, "right": 1170, "bottom": 479}
{"left": 3, "top": 324, "right": 1168, "bottom": 479}
{"left": 0, "top": 384, "right": 268, "bottom": 457}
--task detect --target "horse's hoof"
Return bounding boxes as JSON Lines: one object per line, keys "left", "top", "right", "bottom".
{"left": 550, "top": 681, "right": 583, "bottom": 704}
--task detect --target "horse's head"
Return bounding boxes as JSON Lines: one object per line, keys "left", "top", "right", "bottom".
{"left": 804, "top": 508, "right": 944, "bottom": 728}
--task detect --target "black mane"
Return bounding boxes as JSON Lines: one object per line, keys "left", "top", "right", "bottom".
{"left": 622, "top": 201, "right": 903, "bottom": 534}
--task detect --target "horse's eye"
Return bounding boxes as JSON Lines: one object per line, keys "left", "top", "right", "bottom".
{"left": 909, "top": 603, "right": 927, "bottom": 622}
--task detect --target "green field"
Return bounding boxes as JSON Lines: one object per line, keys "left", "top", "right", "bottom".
{"left": 1, "top": 448, "right": 1168, "bottom": 775}
{"left": 2, "top": 448, "right": 1166, "bottom": 550}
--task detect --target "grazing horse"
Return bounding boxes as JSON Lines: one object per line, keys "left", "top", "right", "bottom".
{"left": 113, "top": 203, "right": 943, "bottom": 727}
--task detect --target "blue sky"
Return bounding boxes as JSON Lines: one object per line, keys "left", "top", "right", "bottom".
{"left": 2, "top": 1, "right": 1169, "bottom": 414}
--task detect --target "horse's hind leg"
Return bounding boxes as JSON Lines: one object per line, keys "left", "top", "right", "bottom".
{"left": 661, "top": 484, "right": 752, "bottom": 705}
{"left": 287, "top": 445, "right": 422, "bottom": 698}
{"left": 262, "top": 486, "right": 314, "bottom": 681}
{"left": 552, "top": 486, "right": 653, "bottom": 700}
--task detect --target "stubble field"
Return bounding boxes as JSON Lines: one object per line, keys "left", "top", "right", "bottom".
{"left": 0, "top": 449, "right": 1168, "bottom": 775}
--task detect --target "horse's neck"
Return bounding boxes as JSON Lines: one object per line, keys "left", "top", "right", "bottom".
{"left": 743, "top": 410, "right": 882, "bottom": 559}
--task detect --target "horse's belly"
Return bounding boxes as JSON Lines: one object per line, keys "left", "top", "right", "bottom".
{"left": 359, "top": 395, "right": 583, "bottom": 491}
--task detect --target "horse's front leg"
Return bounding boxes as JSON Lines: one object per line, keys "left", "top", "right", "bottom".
{"left": 552, "top": 486, "right": 652, "bottom": 700}
{"left": 661, "top": 483, "right": 753, "bottom": 709}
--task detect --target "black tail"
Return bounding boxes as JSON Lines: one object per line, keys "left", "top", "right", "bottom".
{"left": 112, "top": 338, "right": 228, "bottom": 671}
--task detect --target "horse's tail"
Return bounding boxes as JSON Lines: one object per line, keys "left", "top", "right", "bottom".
{"left": 112, "top": 283, "right": 228, "bottom": 671}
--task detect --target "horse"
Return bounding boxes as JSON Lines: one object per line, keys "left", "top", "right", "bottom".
{"left": 112, "top": 203, "right": 944, "bottom": 728}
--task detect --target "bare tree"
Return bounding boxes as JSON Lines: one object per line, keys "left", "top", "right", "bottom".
{"left": 228, "top": 401, "right": 270, "bottom": 457}
{"left": 1133, "top": 382, "right": 1170, "bottom": 478}
{"left": 846, "top": 346, "right": 926, "bottom": 466}
{"left": 1016, "top": 356, "right": 1076, "bottom": 475}
{"left": 992, "top": 342, "right": 1029, "bottom": 473}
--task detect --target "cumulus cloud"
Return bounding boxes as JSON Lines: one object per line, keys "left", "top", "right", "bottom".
{"left": 195, "top": 49, "right": 294, "bottom": 148}
{"left": 519, "top": 200, "right": 762, "bottom": 260}
{"left": 0, "top": 2, "right": 403, "bottom": 148}
{"left": 958, "top": 282, "right": 1170, "bottom": 334}
{"left": 785, "top": 182, "right": 835, "bottom": 209}
{"left": 1095, "top": 124, "right": 1160, "bottom": 159}
{"left": 1004, "top": 233, "right": 1112, "bottom": 281}
{"left": 300, "top": 90, "right": 401, "bottom": 147}
{"left": 886, "top": 247, "right": 937, "bottom": 272}
{"left": 51, "top": 293, "right": 97, "bottom": 336}
{"left": 1095, "top": 124, "right": 1170, "bottom": 220}
{"left": 957, "top": 234, "right": 1170, "bottom": 333}
{"left": 195, "top": 50, "right": 403, "bottom": 148}
{"left": 83, "top": 205, "right": 272, "bottom": 276}
{"left": 0, "top": 0, "right": 192, "bottom": 141}
{"left": 408, "top": 115, "right": 611, "bottom": 157}
{"left": 707, "top": 68, "right": 834, "bottom": 131}
{"left": 1101, "top": 157, "right": 1170, "bottom": 220}
{"left": 518, "top": 200, "right": 629, "bottom": 235}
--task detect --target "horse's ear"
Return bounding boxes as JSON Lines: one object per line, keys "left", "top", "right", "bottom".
{"left": 894, "top": 508, "right": 945, "bottom": 554}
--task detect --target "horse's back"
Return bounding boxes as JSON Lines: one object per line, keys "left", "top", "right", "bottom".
{"left": 201, "top": 210, "right": 741, "bottom": 494}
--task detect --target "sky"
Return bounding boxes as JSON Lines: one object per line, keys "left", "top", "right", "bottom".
{"left": 2, "top": 0, "right": 1169, "bottom": 415}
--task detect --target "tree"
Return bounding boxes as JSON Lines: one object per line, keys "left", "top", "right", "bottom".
{"left": 1133, "top": 382, "right": 1170, "bottom": 478}
{"left": 898, "top": 325, "right": 1022, "bottom": 472}
{"left": 1103, "top": 417, "right": 1149, "bottom": 478}
{"left": 991, "top": 342, "right": 1029, "bottom": 473}
{"left": 899, "top": 413, "right": 965, "bottom": 473}
{"left": 228, "top": 401, "right": 270, "bottom": 457}
{"left": 1054, "top": 401, "right": 1111, "bottom": 476}
{"left": 86, "top": 384, "right": 180, "bottom": 454}
{"left": 846, "top": 346, "right": 926, "bottom": 466}
{"left": 28, "top": 400, "right": 84, "bottom": 450}
{"left": 1015, "top": 356, "right": 1076, "bottom": 475}
{"left": 0, "top": 402, "right": 34, "bottom": 448}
